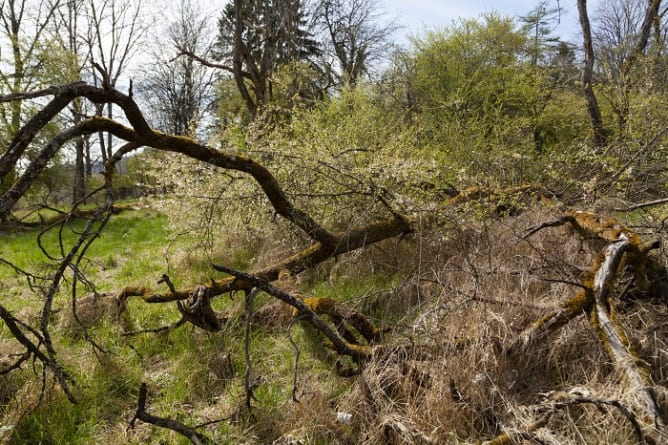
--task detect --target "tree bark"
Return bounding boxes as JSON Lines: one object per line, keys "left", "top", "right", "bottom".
{"left": 576, "top": 0, "right": 606, "bottom": 147}
{"left": 505, "top": 210, "right": 667, "bottom": 443}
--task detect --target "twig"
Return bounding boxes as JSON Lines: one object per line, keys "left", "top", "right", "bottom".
{"left": 466, "top": 295, "right": 555, "bottom": 311}
{"left": 244, "top": 288, "right": 260, "bottom": 410}
{"left": 122, "top": 317, "right": 187, "bottom": 337}
{"left": 213, "top": 264, "right": 371, "bottom": 359}
{"left": 482, "top": 396, "right": 646, "bottom": 445}
{"left": 615, "top": 196, "right": 668, "bottom": 212}
{"left": 523, "top": 217, "right": 569, "bottom": 239}
{"left": 0, "top": 304, "right": 76, "bottom": 403}
{"left": 0, "top": 351, "right": 31, "bottom": 375}
{"left": 287, "top": 315, "right": 307, "bottom": 402}
{"left": 129, "top": 383, "right": 212, "bottom": 445}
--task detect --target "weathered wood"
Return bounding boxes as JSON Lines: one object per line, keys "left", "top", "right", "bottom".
{"left": 301, "top": 297, "right": 381, "bottom": 343}
{"left": 213, "top": 265, "right": 372, "bottom": 359}
{"left": 507, "top": 211, "right": 667, "bottom": 443}
{"left": 588, "top": 235, "right": 667, "bottom": 442}
{"left": 481, "top": 396, "right": 647, "bottom": 445}
{"left": 117, "top": 214, "right": 412, "bottom": 305}
{"left": 504, "top": 288, "right": 593, "bottom": 356}
{"left": 130, "top": 383, "right": 213, "bottom": 445}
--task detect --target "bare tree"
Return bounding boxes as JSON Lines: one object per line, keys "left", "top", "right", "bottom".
{"left": 83, "top": 0, "right": 147, "bottom": 163}
{"left": 577, "top": 0, "right": 607, "bottom": 147}
{"left": 593, "top": 0, "right": 663, "bottom": 132}
{"left": 313, "top": 0, "right": 399, "bottom": 86}
{"left": 138, "top": 0, "right": 216, "bottom": 138}
{"left": 51, "top": 0, "right": 94, "bottom": 203}
{"left": 0, "top": 0, "right": 61, "bottom": 195}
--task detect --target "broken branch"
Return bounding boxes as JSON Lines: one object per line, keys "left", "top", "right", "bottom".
{"left": 130, "top": 383, "right": 213, "bottom": 445}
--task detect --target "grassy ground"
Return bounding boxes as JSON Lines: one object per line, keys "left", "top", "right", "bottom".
{"left": 0, "top": 205, "right": 392, "bottom": 444}
{"left": 1, "top": 202, "right": 667, "bottom": 444}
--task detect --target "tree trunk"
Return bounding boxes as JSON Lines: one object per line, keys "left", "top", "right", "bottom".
{"left": 576, "top": 0, "right": 606, "bottom": 148}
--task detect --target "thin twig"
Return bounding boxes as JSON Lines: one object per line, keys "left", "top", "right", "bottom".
{"left": 0, "top": 351, "right": 31, "bottom": 375}
{"left": 287, "top": 315, "right": 307, "bottom": 402}
{"left": 523, "top": 217, "right": 569, "bottom": 239}
{"left": 615, "top": 196, "right": 668, "bottom": 212}
{"left": 244, "top": 288, "right": 260, "bottom": 410}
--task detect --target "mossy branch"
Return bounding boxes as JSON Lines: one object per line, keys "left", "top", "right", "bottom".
{"left": 481, "top": 396, "right": 646, "bottom": 445}
{"left": 213, "top": 265, "right": 372, "bottom": 359}
{"left": 508, "top": 211, "right": 666, "bottom": 441}
{"left": 116, "top": 214, "right": 412, "bottom": 306}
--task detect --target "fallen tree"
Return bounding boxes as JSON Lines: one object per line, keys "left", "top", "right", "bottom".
{"left": 495, "top": 210, "right": 668, "bottom": 444}
{"left": 2, "top": 80, "right": 666, "bottom": 443}
{"left": 0, "top": 80, "right": 413, "bottom": 404}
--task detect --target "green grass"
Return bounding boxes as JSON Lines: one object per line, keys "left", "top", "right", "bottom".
{"left": 0, "top": 205, "right": 406, "bottom": 445}
{"left": 0, "top": 207, "right": 214, "bottom": 444}
{"left": 0, "top": 208, "right": 168, "bottom": 278}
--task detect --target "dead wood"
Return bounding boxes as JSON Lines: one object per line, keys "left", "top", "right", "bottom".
{"left": 0, "top": 304, "right": 77, "bottom": 403}
{"left": 615, "top": 196, "right": 668, "bottom": 212}
{"left": 481, "top": 396, "right": 646, "bottom": 445}
{"left": 129, "top": 382, "right": 213, "bottom": 445}
{"left": 588, "top": 236, "right": 667, "bottom": 441}
{"left": 116, "top": 214, "right": 412, "bottom": 306}
{"left": 213, "top": 265, "right": 372, "bottom": 359}
{"left": 505, "top": 210, "right": 667, "bottom": 443}
{"left": 300, "top": 296, "right": 381, "bottom": 343}
{"left": 176, "top": 284, "right": 222, "bottom": 332}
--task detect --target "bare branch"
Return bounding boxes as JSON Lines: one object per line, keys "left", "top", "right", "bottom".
{"left": 213, "top": 265, "right": 371, "bottom": 359}
{"left": 130, "top": 383, "right": 213, "bottom": 445}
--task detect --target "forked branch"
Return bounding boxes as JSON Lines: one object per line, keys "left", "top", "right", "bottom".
{"left": 213, "top": 265, "right": 372, "bottom": 359}
{"left": 130, "top": 383, "right": 213, "bottom": 445}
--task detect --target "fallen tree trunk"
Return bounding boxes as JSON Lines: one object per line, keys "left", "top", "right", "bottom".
{"left": 507, "top": 210, "right": 655, "bottom": 355}
{"left": 588, "top": 235, "right": 666, "bottom": 441}
{"left": 498, "top": 211, "right": 667, "bottom": 444}
{"left": 116, "top": 214, "right": 412, "bottom": 305}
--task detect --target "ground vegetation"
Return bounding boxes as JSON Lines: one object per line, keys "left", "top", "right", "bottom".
{"left": 0, "top": 0, "right": 667, "bottom": 444}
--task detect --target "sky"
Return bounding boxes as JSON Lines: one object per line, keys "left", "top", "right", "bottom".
{"left": 384, "top": 0, "right": 602, "bottom": 45}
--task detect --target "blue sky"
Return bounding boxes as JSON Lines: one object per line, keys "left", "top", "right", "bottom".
{"left": 384, "top": 0, "right": 602, "bottom": 45}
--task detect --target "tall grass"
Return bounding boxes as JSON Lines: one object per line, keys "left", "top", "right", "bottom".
{"left": 2, "top": 203, "right": 667, "bottom": 444}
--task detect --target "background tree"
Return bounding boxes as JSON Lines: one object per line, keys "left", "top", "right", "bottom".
{"left": 593, "top": 0, "right": 663, "bottom": 134}
{"left": 214, "top": 0, "right": 320, "bottom": 119}
{"left": 312, "top": 0, "right": 399, "bottom": 87}
{"left": 408, "top": 13, "right": 581, "bottom": 181}
{"left": 138, "top": 0, "right": 217, "bottom": 138}
{"left": 0, "top": 0, "right": 61, "bottom": 196}
{"left": 83, "top": 0, "right": 147, "bottom": 163}
{"left": 577, "top": 0, "right": 607, "bottom": 147}
{"left": 519, "top": 0, "right": 563, "bottom": 66}
{"left": 51, "top": 0, "right": 93, "bottom": 204}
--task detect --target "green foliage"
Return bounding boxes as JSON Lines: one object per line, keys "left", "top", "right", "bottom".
{"left": 267, "top": 61, "right": 326, "bottom": 113}
{"left": 3, "top": 4, "right": 668, "bottom": 444}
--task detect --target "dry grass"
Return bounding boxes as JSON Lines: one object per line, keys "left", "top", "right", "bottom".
{"left": 1, "top": 204, "right": 666, "bottom": 444}
{"left": 322, "top": 206, "right": 668, "bottom": 444}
